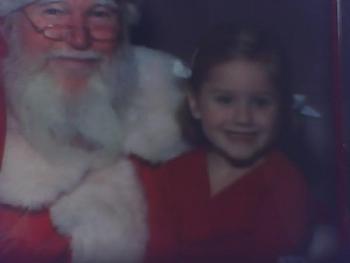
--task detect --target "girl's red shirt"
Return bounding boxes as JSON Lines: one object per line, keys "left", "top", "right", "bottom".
{"left": 152, "top": 148, "right": 312, "bottom": 263}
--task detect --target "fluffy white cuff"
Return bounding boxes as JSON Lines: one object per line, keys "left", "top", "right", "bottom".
{"left": 51, "top": 157, "right": 148, "bottom": 263}
{"left": 0, "top": 129, "right": 148, "bottom": 262}
{"left": 0, "top": 126, "right": 90, "bottom": 209}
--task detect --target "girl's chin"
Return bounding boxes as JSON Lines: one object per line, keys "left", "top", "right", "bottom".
{"left": 211, "top": 144, "right": 267, "bottom": 167}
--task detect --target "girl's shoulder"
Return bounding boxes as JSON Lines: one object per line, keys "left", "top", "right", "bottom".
{"left": 261, "top": 151, "right": 309, "bottom": 196}
{"left": 264, "top": 151, "right": 305, "bottom": 177}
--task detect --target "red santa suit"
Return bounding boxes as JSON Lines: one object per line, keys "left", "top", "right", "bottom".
{"left": 0, "top": 45, "right": 188, "bottom": 263}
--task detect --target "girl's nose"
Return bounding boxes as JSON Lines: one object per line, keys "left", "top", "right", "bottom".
{"left": 234, "top": 103, "right": 253, "bottom": 125}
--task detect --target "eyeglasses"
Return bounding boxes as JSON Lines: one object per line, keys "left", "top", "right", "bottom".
{"left": 23, "top": 3, "right": 120, "bottom": 41}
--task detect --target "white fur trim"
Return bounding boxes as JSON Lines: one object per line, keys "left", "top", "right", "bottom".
{"left": 51, "top": 158, "right": 147, "bottom": 263}
{"left": 0, "top": 0, "right": 35, "bottom": 16}
{"left": 0, "top": 126, "right": 90, "bottom": 209}
{"left": 123, "top": 46, "right": 188, "bottom": 162}
{"left": 0, "top": 128, "right": 147, "bottom": 262}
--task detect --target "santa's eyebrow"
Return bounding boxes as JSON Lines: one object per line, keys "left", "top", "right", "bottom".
{"left": 35, "top": 0, "right": 118, "bottom": 7}
{"left": 36, "top": 0, "right": 63, "bottom": 4}
{"left": 95, "top": 0, "right": 118, "bottom": 4}
{"left": 94, "top": 0, "right": 119, "bottom": 8}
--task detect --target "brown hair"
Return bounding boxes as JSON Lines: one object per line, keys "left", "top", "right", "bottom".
{"left": 181, "top": 24, "right": 293, "bottom": 146}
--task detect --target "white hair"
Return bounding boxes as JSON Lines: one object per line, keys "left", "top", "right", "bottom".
{"left": 0, "top": 0, "right": 34, "bottom": 16}
{"left": 0, "top": 0, "right": 140, "bottom": 26}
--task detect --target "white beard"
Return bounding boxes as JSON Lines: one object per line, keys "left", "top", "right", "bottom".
{"left": 2, "top": 29, "right": 138, "bottom": 167}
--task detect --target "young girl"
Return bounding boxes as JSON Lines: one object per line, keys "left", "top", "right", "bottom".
{"left": 158, "top": 25, "right": 312, "bottom": 262}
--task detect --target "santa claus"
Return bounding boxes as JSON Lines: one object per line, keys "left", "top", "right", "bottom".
{"left": 0, "top": 0, "right": 187, "bottom": 262}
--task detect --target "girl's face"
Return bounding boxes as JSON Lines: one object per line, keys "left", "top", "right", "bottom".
{"left": 188, "top": 59, "right": 279, "bottom": 163}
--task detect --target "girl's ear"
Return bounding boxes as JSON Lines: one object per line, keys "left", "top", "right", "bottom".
{"left": 187, "top": 91, "right": 201, "bottom": 120}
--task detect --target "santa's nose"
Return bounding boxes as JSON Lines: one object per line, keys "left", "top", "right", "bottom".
{"left": 65, "top": 17, "right": 91, "bottom": 50}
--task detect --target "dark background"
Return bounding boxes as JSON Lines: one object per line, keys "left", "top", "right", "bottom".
{"left": 341, "top": 0, "right": 350, "bottom": 243}
{"left": 343, "top": 0, "right": 350, "bottom": 144}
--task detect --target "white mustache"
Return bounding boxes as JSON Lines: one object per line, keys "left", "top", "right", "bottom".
{"left": 48, "top": 50, "right": 103, "bottom": 60}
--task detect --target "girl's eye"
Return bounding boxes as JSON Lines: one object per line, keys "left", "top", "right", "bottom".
{"left": 214, "top": 95, "right": 233, "bottom": 105}
{"left": 251, "top": 96, "right": 274, "bottom": 108}
{"left": 91, "top": 10, "right": 109, "bottom": 17}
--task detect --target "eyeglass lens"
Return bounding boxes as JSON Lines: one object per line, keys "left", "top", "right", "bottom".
{"left": 25, "top": 2, "right": 119, "bottom": 41}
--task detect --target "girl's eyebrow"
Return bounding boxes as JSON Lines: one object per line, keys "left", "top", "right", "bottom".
{"left": 205, "top": 86, "right": 232, "bottom": 93}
